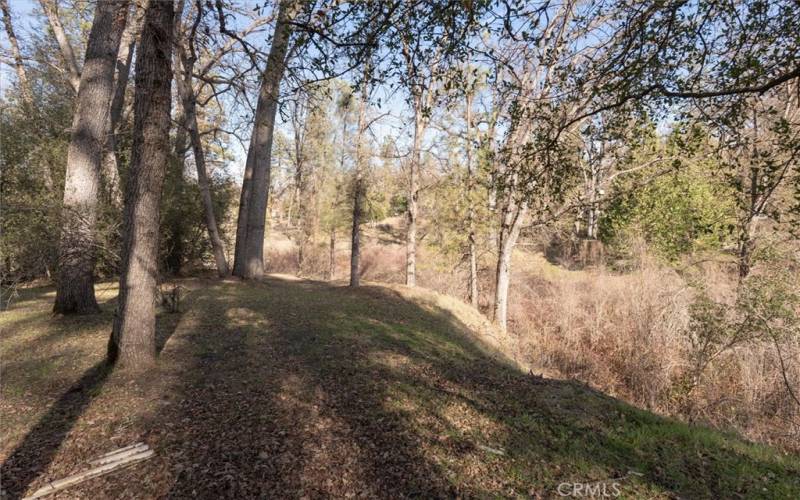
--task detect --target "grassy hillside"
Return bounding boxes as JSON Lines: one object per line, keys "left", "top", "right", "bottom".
{"left": 2, "top": 278, "right": 799, "bottom": 498}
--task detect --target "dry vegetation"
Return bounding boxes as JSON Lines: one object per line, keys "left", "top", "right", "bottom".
{"left": 266, "top": 221, "right": 800, "bottom": 453}
{"left": 511, "top": 254, "right": 800, "bottom": 451}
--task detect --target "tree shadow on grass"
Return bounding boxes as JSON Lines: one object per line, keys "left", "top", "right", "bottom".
{"left": 148, "top": 278, "right": 800, "bottom": 498}
{"left": 148, "top": 280, "right": 453, "bottom": 498}
{"left": 0, "top": 307, "right": 184, "bottom": 499}
{"left": 0, "top": 361, "right": 111, "bottom": 498}
{"left": 1, "top": 284, "right": 56, "bottom": 312}
{"left": 5, "top": 277, "right": 798, "bottom": 498}
{"left": 337, "top": 284, "right": 800, "bottom": 498}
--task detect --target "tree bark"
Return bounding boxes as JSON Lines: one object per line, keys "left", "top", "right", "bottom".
{"left": 737, "top": 227, "right": 754, "bottom": 279}
{"left": 39, "top": 0, "right": 81, "bottom": 94}
{"left": 737, "top": 126, "right": 763, "bottom": 281}
{"left": 163, "top": 0, "right": 189, "bottom": 276}
{"left": 349, "top": 176, "right": 364, "bottom": 287}
{"left": 328, "top": 227, "right": 336, "bottom": 280}
{"left": 108, "top": 0, "right": 174, "bottom": 370}
{"left": 401, "top": 37, "right": 442, "bottom": 288}
{"left": 53, "top": 0, "right": 130, "bottom": 315}
{"left": 291, "top": 115, "right": 308, "bottom": 269}
{"left": 1, "top": 0, "right": 33, "bottom": 106}
{"left": 175, "top": 7, "right": 229, "bottom": 277}
{"left": 102, "top": 0, "right": 149, "bottom": 207}
{"left": 233, "top": 0, "right": 298, "bottom": 279}
{"left": 177, "top": 66, "right": 230, "bottom": 276}
{"left": 233, "top": 146, "right": 255, "bottom": 276}
{"left": 488, "top": 102, "right": 530, "bottom": 331}
{"left": 492, "top": 195, "right": 526, "bottom": 332}
{"left": 405, "top": 101, "right": 422, "bottom": 287}
{"left": 465, "top": 91, "right": 478, "bottom": 308}
{"left": 349, "top": 67, "right": 370, "bottom": 287}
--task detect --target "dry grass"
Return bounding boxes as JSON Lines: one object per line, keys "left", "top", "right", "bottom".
{"left": 508, "top": 253, "right": 800, "bottom": 451}
{"left": 510, "top": 259, "right": 689, "bottom": 410}
{"left": 263, "top": 224, "right": 800, "bottom": 452}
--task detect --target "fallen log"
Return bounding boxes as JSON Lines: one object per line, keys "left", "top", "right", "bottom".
{"left": 88, "top": 442, "right": 148, "bottom": 466}
{"left": 23, "top": 447, "right": 154, "bottom": 499}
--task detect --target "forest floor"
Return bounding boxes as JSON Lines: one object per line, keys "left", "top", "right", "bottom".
{"left": 1, "top": 277, "right": 799, "bottom": 498}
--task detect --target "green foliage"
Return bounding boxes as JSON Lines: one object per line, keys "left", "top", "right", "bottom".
{"left": 424, "top": 171, "right": 467, "bottom": 260}
{"left": 0, "top": 52, "right": 72, "bottom": 281}
{"left": 159, "top": 161, "right": 236, "bottom": 275}
{"left": 599, "top": 126, "right": 736, "bottom": 261}
{"left": 735, "top": 244, "right": 800, "bottom": 343}
{"left": 601, "top": 168, "right": 735, "bottom": 260}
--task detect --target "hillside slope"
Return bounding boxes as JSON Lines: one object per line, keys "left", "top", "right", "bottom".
{"left": 1, "top": 278, "right": 799, "bottom": 498}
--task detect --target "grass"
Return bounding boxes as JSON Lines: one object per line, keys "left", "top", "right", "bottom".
{"left": 1, "top": 277, "right": 799, "bottom": 498}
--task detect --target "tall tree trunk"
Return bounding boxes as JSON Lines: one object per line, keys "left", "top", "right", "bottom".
{"left": 163, "top": 156, "right": 186, "bottom": 275}
{"left": 293, "top": 139, "right": 306, "bottom": 270}
{"left": 39, "top": 0, "right": 81, "bottom": 94}
{"left": 738, "top": 126, "right": 762, "bottom": 281}
{"left": 177, "top": 69, "right": 230, "bottom": 276}
{"left": 328, "top": 227, "right": 336, "bottom": 280}
{"left": 468, "top": 226, "right": 479, "bottom": 306}
{"left": 163, "top": 1, "right": 189, "bottom": 276}
{"left": 349, "top": 67, "right": 370, "bottom": 288}
{"left": 233, "top": 146, "right": 255, "bottom": 276}
{"left": 53, "top": 0, "right": 130, "bottom": 315}
{"left": 586, "top": 165, "right": 599, "bottom": 239}
{"left": 492, "top": 197, "right": 526, "bottom": 332}
{"left": 465, "top": 91, "right": 478, "bottom": 308}
{"left": 191, "top": 125, "right": 230, "bottom": 277}
{"left": 233, "top": 0, "right": 297, "bottom": 279}
{"left": 736, "top": 209, "right": 756, "bottom": 284}
{"left": 406, "top": 101, "right": 422, "bottom": 287}
{"left": 349, "top": 177, "right": 363, "bottom": 287}
{"left": 737, "top": 225, "right": 755, "bottom": 280}
{"left": 1, "top": 0, "right": 52, "bottom": 189}
{"left": 175, "top": 7, "right": 229, "bottom": 277}
{"left": 108, "top": 0, "right": 174, "bottom": 370}
{"left": 102, "top": 0, "right": 148, "bottom": 207}
{"left": 1, "top": 0, "right": 33, "bottom": 106}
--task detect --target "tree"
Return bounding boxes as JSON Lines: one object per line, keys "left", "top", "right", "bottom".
{"left": 319, "top": 83, "right": 357, "bottom": 281}
{"left": 102, "top": 0, "right": 149, "bottom": 208}
{"left": 232, "top": 0, "right": 300, "bottom": 279}
{"left": 398, "top": 29, "right": 443, "bottom": 287}
{"left": 175, "top": 1, "right": 229, "bottom": 276}
{"left": 38, "top": 0, "right": 81, "bottom": 94}
{"left": 53, "top": 0, "right": 130, "bottom": 314}
{"left": 162, "top": 0, "right": 190, "bottom": 275}
{"left": 287, "top": 92, "right": 312, "bottom": 263}
{"left": 701, "top": 87, "right": 800, "bottom": 279}
{"left": 349, "top": 65, "right": 371, "bottom": 287}
{"left": 108, "top": 0, "right": 174, "bottom": 369}
{"left": 600, "top": 133, "right": 734, "bottom": 262}
{"left": 285, "top": 85, "right": 336, "bottom": 271}
{"left": 1, "top": 0, "right": 33, "bottom": 107}
{"left": 477, "top": 2, "right": 589, "bottom": 331}
{"left": 463, "top": 78, "right": 479, "bottom": 307}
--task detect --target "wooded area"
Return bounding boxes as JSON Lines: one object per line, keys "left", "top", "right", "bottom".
{"left": 1, "top": 0, "right": 799, "bottom": 497}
